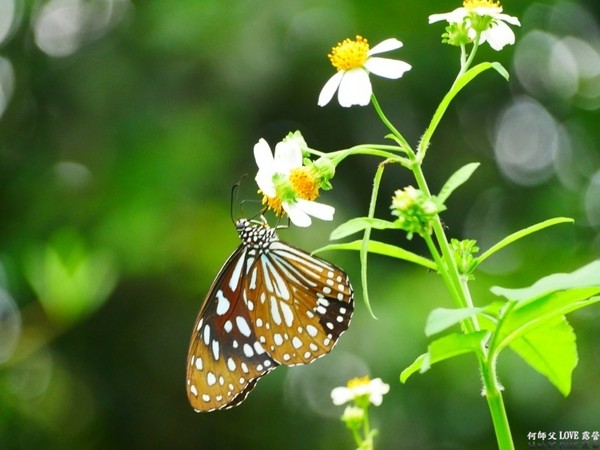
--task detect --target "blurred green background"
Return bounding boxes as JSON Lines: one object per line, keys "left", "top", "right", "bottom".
{"left": 1, "top": 0, "right": 600, "bottom": 448}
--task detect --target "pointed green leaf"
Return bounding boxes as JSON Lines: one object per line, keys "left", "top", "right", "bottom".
{"left": 478, "top": 217, "right": 574, "bottom": 266}
{"left": 329, "top": 217, "right": 402, "bottom": 241}
{"left": 494, "top": 290, "right": 600, "bottom": 352}
{"left": 490, "top": 61, "right": 509, "bottom": 80}
{"left": 400, "top": 354, "right": 428, "bottom": 383}
{"left": 509, "top": 316, "right": 577, "bottom": 396}
{"left": 313, "top": 240, "right": 436, "bottom": 271}
{"left": 425, "top": 307, "right": 483, "bottom": 336}
{"left": 491, "top": 259, "right": 600, "bottom": 302}
{"left": 400, "top": 331, "right": 487, "bottom": 383}
{"left": 437, "top": 163, "right": 480, "bottom": 204}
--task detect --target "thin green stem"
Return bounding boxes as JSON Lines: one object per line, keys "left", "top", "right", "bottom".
{"left": 422, "top": 234, "right": 463, "bottom": 310}
{"left": 480, "top": 360, "right": 514, "bottom": 450}
{"left": 305, "top": 145, "right": 411, "bottom": 167}
{"left": 351, "top": 427, "right": 363, "bottom": 448}
{"left": 411, "top": 165, "right": 466, "bottom": 309}
{"left": 362, "top": 406, "right": 372, "bottom": 450}
{"left": 360, "top": 159, "right": 398, "bottom": 318}
{"left": 458, "top": 37, "right": 481, "bottom": 79}
{"left": 370, "top": 94, "right": 413, "bottom": 153}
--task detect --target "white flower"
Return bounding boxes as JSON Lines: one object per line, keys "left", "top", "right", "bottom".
{"left": 318, "top": 36, "right": 411, "bottom": 108}
{"left": 429, "top": 1, "right": 520, "bottom": 51}
{"left": 253, "top": 138, "right": 335, "bottom": 227}
{"left": 331, "top": 376, "right": 390, "bottom": 407}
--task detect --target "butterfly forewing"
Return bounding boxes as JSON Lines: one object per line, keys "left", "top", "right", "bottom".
{"left": 186, "top": 218, "right": 354, "bottom": 412}
{"left": 186, "top": 246, "right": 278, "bottom": 412}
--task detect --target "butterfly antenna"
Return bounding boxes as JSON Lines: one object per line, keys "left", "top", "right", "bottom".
{"left": 230, "top": 174, "right": 247, "bottom": 224}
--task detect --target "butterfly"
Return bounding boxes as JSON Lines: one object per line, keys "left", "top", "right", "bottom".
{"left": 186, "top": 217, "right": 354, "bottom": 412}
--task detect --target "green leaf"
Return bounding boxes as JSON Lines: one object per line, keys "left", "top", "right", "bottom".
{"left": 425, "top": 307, "right": 483, "bottom": 336}
{"left": 509, "top": 316, "right": 577, "bottom": 396}
{"left": 400, "top": 331, "right": 487, "bottom": 383}
{"left": 489, "top": 61, "right": 509, "bottom": 80}
{"left": 491, "top": 259, "right": 600, "bottom": 302}
{"left": 437, "top": 162, "right": 480, "bottom": 204}
{"left": 493, "top": 290, "right": 600, "bottom": 352}
{"left": 329, "top": 217, "right": 402, "bottom": 240}
{"left": 478, "top": 217, "right": 574, "bottom": 266}
{"left": 313, "top": 240, "right": 436, "bottom": 271}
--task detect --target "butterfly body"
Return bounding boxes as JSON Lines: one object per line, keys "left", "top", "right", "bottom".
{"left": 186, "top": 218, "right": 354, "bottom": 412}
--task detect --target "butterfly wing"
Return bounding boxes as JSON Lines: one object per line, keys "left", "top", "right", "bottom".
{"left": 186, "top": 246, "right": 278, "bottom": 412}
{"left": 248, "top": 241, "right": 354, "bottom": 366}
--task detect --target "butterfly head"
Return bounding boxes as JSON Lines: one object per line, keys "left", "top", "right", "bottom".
{"left": 236, "top": 218, "right": 278, "bottom": 250}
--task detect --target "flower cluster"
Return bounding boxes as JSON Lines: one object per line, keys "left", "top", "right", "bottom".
{"left": 429, "top": 0, "right": 520, "bottom": 51}
{"left": 249, "top": 2, "right": 519, "bottom": 231}
{"left": 331, "top": 376, "right": 390, "bottom": 449}
{"left": 451, "top": 238, "right": 480, "bottom": 277}
{"left": 318, "top": 36, "right": 411, "bottom": 108}
{"left": 390, "top": 186, "right": 444, "bottom": 239}
{"left": 254, "top": 132, "right": 335, "bottom": 227}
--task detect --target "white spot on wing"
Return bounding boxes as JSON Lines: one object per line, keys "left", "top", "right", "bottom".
{"left": 270, "top": 296, "right": 282, "bottom": 325}
{"left": 207, "top": 372, "right": 216, "bottom": 386}
{"left": 274, "top": 333, "right": 283, "bottom": 345}
{"left": 243, "top": 343, "right": 254, "bottom": 357}
{"left": 236, "top": 316, "right": 252, "bottom": 337}
{"left": 229, "top": 251, "right": 246, "bottom": 291}
{"left": 215, "top": 290, "right": 230, "bottom": 315}
{"left": 227, "top": 358, "right": 236, "bottom": 371}
{"left": 306, "top": 325, "right": 318, "bottom": 337}
{"left": 212, "top": 340, "right": 220, "bottom": 360}
{"left": 292, "top": 336, "right": 303, "bottom": 349}
{"left": 280, "top": 301, "right": 294, "bottom": 327}
{"left": 254, "top": 341, "right": 266, "bottom": 354}
{"left": 203, "top": 325, "right": 211, "bottom": 345}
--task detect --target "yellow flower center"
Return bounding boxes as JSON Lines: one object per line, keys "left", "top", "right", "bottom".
{"left": 463, "top": 0, "right": 502, "bottom": 10}
{"left": 328, "top": 36, "right": 370, "bottom": 71}
{"left": 289, "top": 167, "right": 319, "bottom": 201}
{"left": 259, "top": 190, "right": 284, "bottom": 216}
{"left": 347, "top": 376, "right": 371, "bottom": 389}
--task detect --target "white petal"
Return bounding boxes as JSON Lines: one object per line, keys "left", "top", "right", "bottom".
{"left": 429, "top": 8, "right": 466, "bottom": 24}
{"left": 253, "top": 138, "right": 274, "bottom": 172}
{"left": 337, "top": 69, "right": 371, "bottom": 107}
{"left": 274, "top": 140, "right": 302, "bottom": 173}
{"left": 331, "top": 386, "right": 353, "bottom": 405}
{"left": 368, "top": 38, "right": 402, "bottom": 56}
{"left": 482, "top": 21, "right": 515, "bottom": 51}
{"left": 254, "top": 139, "right": 276, "bottom": 196}
{"left": 498, "top": 14, "right": 521, "bottom": 26}
{"left": 318, "top": 71, "right": 344, "bottom": 107}
{"left": 255, "top": 170, "right": 276, "bottom": 197}
{"left": 282, "top": 202, "right": 311, "bottom": 227}
{"left": 365, "top": 57, "right": 411, "bottom": 79}
{"left": 296, "top": 198, "right": 335, "bottom": 221}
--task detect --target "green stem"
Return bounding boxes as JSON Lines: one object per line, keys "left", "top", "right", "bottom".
{"left": 351, "top": 427, "right": 364, "bottom": 448}
{"left": 360, "top": 159, "right": 397, "bottom": 318}
{"left": 411, "top": 165, "right": 465, "bottom": 308}
{"left": 370, "top": 94, "right": 413, "bottom": 153}
{"left": 413, "top": 159, "right": 513, "bottom": 448}
{"left": 305, "top": 145, "right": 411, "bottom": 167}
{"left": 362, "top": 406, "right": 373, "bottom": 450}
{"left": 457, "top": 37, "right": 480, "bottom": 80}
{"left": 480, "top": 359, "right": 514, "bottom": 450}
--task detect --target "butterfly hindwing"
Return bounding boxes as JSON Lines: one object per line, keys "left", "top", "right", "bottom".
{"left": 249, "top": 241, "right": 354, "bottom": 366}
